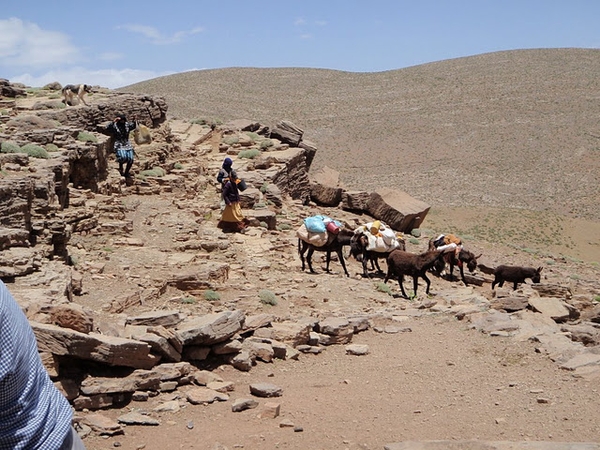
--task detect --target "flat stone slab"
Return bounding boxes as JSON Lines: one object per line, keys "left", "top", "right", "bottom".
{"left": 384, "top": 442, "right": 600, "bottom": 450}
{"left": 32, "top": 322, "right": 157, "bottom": 369}
{"left": 117, "top": 412, "right": 160, "bottom": 426}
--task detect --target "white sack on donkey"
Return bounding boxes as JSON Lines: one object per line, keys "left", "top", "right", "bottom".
{"left": 354, "top": 220, "right": 404, "bottom": 252}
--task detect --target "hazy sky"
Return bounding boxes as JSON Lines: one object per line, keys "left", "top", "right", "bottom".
{"left": 1, "top": 1, "right": 599, "bottom": 89}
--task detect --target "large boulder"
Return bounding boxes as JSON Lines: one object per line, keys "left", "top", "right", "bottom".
{"left": 270, "top": 120, "right": 303, "bottom": 147}
{"left": 310, "top": 166, "right": 343, "bottom": 207}
{"left": 365, "top": 188, "right": 430, "bottom": 233}
{"left": 341, "top": 190, "right": 371, "bottom": 212}
{"left": 0, "top": 227, "right": 30, "bottom": 250}
{"left": 257, "top": 147, "right": 312, "bottom": 203}
{"left": 176, "top": 310, "right": 246, "bottom": 346}
{"left": 0, "top": 79, "right": 27, "bottom": 98}
{"left": 32, "top": 322, "right": 158, "bottom": 369}
{"left": 299, "top": 139, "right": 318, "bottom": 169}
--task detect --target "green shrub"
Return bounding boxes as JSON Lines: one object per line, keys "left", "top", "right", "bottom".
{"left": 191, "top": 118, "right": 221, "bottom": 127}
{"left": 259, "top": 289, "right": 278, "bottom": 306}
{"left": 260, "top": 182, "right": 269, "bottom": 193}
{"left": 410, "top": 229, "right": 421, "bottom": 238}
{"left": 259, "top": 221, "right": 268, "bottom": 229}
{"left": 77, "top": 132, "right": 97, "bottom": 143}
{"left": 259, "top": 139, "right": 274, "bottom": 149}
{"left": 238, "top": 149, "right": 261, "bottom": 159}
{"left": 21, "top": 143, "right": 49, "bottom": 159}
{"left": 594, "top": 295, "right": 600, "bottom": 303}
{"left": 223, "top": 136, "right": 239, "bottom": 146}
{"left": 277, "top": 223, "right": 291, "bottom": 231}
{"left": 181, "top": 297, "right": 197, "bottom": 305}
{"left": 173, "top": 162, "right": 183, "bottom": 170}
{"left": 139, "top": 167, "right": 165, "bottom": 178}
{"left": 45, "top": 143, "right": 60, "bottom": 152}
{"left": 203, "top": 290, "right": 220, "bottom": 301}
{"left": 375, "top": 282, "right": 393, "bottom": 295}
{"left": 408, "top": 237, "right": 420, "bottom": 245}
{"left": 1, "top": 141, "right": 21, "bottom": 153}
{"left": 245, "top": 132, "right": 260, "bottom": 141}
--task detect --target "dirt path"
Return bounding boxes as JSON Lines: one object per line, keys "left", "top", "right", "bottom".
{"left": 82, "top": 313, "right": 600, "bottom": 450}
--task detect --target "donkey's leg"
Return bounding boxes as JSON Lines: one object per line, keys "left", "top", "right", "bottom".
{"left": 412, "top": 275, "right": 420, "bottom": 296}
{"left": 337, "top": 249, "right": 350, "bottom": 277}
{"left": 447, "top": 261, "right": 455, "bottom": 281}
{"left": 422, "top": 273, "right": 432, "bottom": 294}
{"left": 459, "top": 265, "right": 468, "bottom": 285}
{"left": 299, "top": 241, "right": 307, "bottom": 272}
{"left": 361, "top": 255, "right": 369, "bottom": 278}
{"left": 399, "top": 274, "right": 409, "bottom": 298}
{"left": 307, "top": 248, "right": 317, "bottom": 273}
{"left": 325, "top": 249, "right": 332, "bottom": 273}
{"left": 369, "top": 255, "right": 376, "bottom": 271}
{"left": 374, "top": 257, "right": 383, "bottom": 274}
{"left": 384, "top": 265, "right": 392, "bottom": 284}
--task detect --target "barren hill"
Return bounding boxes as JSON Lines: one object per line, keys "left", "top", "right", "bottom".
{"left": 1, "top": 50, "right": 600, "bottom": 450}
{"left": 123, "top": 48, "right": 600, "bottom": 262}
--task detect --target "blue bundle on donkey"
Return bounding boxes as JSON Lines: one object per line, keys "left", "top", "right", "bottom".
{"left": 296, "top": 215, "right": 352, "bottom": 277}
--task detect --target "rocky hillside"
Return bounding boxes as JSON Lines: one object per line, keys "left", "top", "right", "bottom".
{"left": 123, "top": 48, "right": 600, "bottom": 263}
{"left": 0, "top": 59, "right": 599, "bottom": 449}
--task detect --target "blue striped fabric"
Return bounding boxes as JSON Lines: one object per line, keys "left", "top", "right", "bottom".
{"left": 0, "top": 281, "right": 72, "bottom": 450}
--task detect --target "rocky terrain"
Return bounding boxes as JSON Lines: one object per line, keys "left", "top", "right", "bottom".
{"left": 125, "top": 48, "right": 600, "bottom": 264}
{"left": 0, "top": 48, "right": 600, "bottom": 450}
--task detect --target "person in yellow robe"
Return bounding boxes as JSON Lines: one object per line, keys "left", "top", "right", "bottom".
{"left": 217, "top": 177, "right": 247, "bottom": 233}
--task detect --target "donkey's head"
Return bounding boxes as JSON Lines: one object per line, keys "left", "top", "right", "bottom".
{"left": 462, "top": 251, "right": 482, "bottom": 273}
{"left": 349, "top": 233, "right": 368, "bottom": 261}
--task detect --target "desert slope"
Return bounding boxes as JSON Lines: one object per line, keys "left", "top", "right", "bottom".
{"left": 121, "top": 48, "right": 600, "bottom": 261}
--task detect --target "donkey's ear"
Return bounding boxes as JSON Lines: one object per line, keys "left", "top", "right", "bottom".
{"left": 537, "top": 267, "right": 543, "bottom": 273}
{"left": 476, "top": 253, "right": 483, "bottom": 259}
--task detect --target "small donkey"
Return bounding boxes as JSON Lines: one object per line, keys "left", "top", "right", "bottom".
{"left": 491, "top": 265, "right": 543, "bottom": 290}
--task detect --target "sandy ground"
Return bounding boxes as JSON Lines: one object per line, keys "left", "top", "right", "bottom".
{"left": 82, "top": 314, "right": 600, "bottom": 450}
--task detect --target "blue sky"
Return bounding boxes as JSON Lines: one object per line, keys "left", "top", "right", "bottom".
{"left": 1, "top": 1, "right": 599, "bottom": 89}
